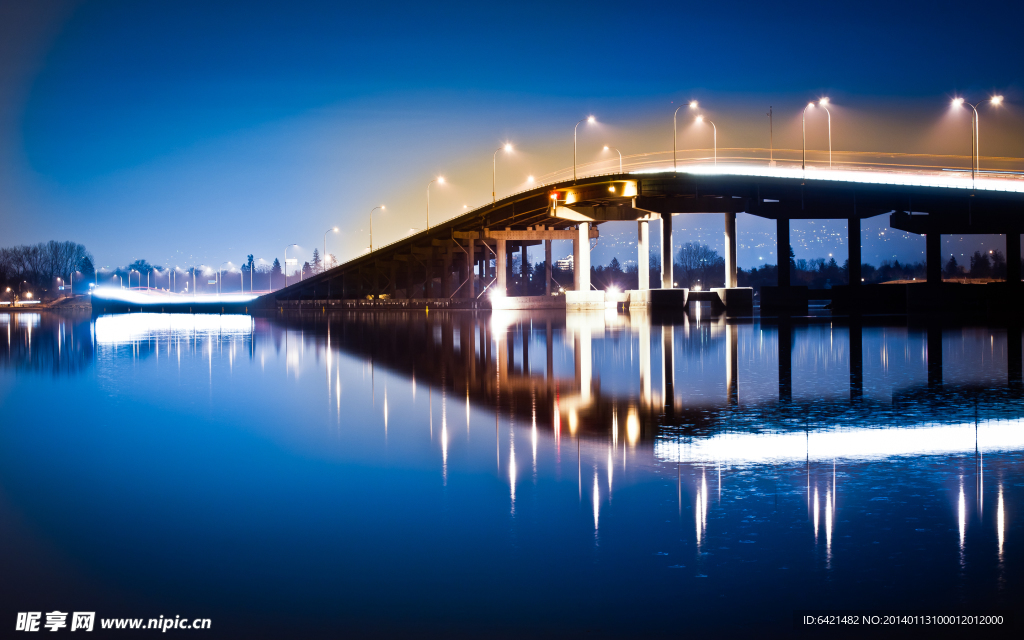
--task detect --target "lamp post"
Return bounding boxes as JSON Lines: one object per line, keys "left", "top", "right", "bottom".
{"left": 219, "top": 262, "right": 230, "bottom": 295}
{"left": 603, "top": 146, "right": 622, "bottom": 173}
{"left": 952, "top": 95, "right": 1004, "bottom": 188}
{"left": 695, "top": 115, "right": 717, "bottom": 165}
{"left": 129, "top": 269, "right": 139, "bottom": 289}
{"left": 493, "top": 144, "right": 513, "bottom": 203}
{"left": 802, "top": 101, "right": 815, "bottom": 171}
{"left": 673, "top": 101, "right": 698, "bottom": 172}
{"left": 369, "top": 206, "right": 384, "bottom": 251}
{"left": 284, "top": 244, "right": 298, "bottom": 288}
{"left": 426, "top": 177, "right": 444, "bottom": 229}
{"left": 573, "top": 116, "right": 595, "bottom": 182}
{"left": 324, "top": 227, "right": 339, "bottom": 270}
{"left": 818, "top": 98, "right": 832, "bottom": 168}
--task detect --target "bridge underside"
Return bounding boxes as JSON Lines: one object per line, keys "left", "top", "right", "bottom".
{"left": 259, "top": 171, "right": 1024, "bottom": 314}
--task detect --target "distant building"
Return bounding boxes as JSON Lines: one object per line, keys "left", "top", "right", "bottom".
{"left": 556, "top": 255, "right": 574, "bottom": 270}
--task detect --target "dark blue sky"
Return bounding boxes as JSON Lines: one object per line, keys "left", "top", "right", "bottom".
{"left": 1, "top": 0, "right": 1022, "bottom": 270}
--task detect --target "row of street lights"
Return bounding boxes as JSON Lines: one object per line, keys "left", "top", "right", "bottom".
{"left": 320, "top": 94, "right": 1007, "bottom": 272}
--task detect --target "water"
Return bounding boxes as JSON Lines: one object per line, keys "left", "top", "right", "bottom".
{"left": 0, "top": 309, "right": 1020, "bottom": 637}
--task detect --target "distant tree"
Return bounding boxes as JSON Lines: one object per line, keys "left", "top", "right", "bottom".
{"left": 245, "top": 254, "right": 255, "bottom": 274}
{"left": 327, "top": 254, "right": 337, "bottom": 270}
{"left": 608, "top": 257, "right": 622, "bottom": 275}
{"left": 302, "top": 261, "right": 313, "bottom": 279}
{"left": 970, "top": 251, "right": 992, "bottom": 278}
{"left": 944, "top": 255, "right": 959, "bottom": 278}
{"left": 270, "top": 258, "right": 282, "bottom": 288}
{"left": 991, "top": 250, "right": 1007, "bottom": 279}
{"left": 129, "top": 259, "right": 153, "bottom": 276}
{"left": 676, "top": 242, "right": 724, "bottom": 289}
{"left": 78, "top": 255, "right": 95, "bottom": 281}
{"left": 311, "top": 248, "right": 322, "bottom": 274}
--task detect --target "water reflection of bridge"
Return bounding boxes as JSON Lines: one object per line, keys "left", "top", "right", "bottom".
{"left": 268, "top": 310, "right": 1024, "bottom": 441}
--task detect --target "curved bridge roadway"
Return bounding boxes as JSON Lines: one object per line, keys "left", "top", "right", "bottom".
{"left": 261, "top": 164, "right": 1024, "bottom": 311}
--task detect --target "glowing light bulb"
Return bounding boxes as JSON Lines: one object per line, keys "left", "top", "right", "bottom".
{"left": 952, "top": 97, "right": 965, "bottom": 107}
{"left": 807, "top": 102, "right": 815, "bottom": 108}
{"left": 696, "top": 115, "right": 704, "bottom": 123}
{"left": 587, "top": 116, "right": 595, "bottom": 123}
{"left": 819, "top": 97, "right": 829, "bottom": 105}
{"left": 527, "top": 176, "right": 534, "bottom": 183}
{"left": 504, "top": 143, "right": 512, "bottom": 152}
{"left": 437, "top": 176, "right": 445, "bottom": 184}
{"left": 689, "top": 100, "right": 698, "bottom": 108}
{"left": 603, "top": 145, "right": 609, "bottom": 150}
{"left": 991, "top": 95, "right": 1004, "bottom": 105}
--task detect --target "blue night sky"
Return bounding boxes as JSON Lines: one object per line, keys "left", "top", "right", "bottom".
{"left": 1, "top": 0, "right": 1022, "bottom": 272}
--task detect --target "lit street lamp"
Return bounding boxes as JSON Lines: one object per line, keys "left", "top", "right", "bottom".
{"left": 427, "top": 177, "right": 444, "bottom": 229}
{"left": 493, "top": 143, "right": 513, "bottom": 203}
{"left": 819, "top": 98, "right": 833, "bottom": 168}
{"left": 284, "top": 244, "right": 298, "bottom": 288}
{"left": 369, "top": 205, "right": 385, "bottom": 251}
{"left": 129, "top": 269, "right": 139, "bottom": 289}
{"left": 802, "top": 101, "right": 815, "bottom": 171}
{"left": 324, "top": 227, "right": 339, "bottom": 271}
{"left": 573, "top": 116, "right": 596, "bottom": 182}
{"left": 952, "top": 95, "right": 1004, "bottom": 187}
{"left": 695, "top": 115, "right": 717, "bottom": 165}
{"left": 673, "top": 101, "right": 698, "bottom": 172}
{"left": 218, "top": 262, "right": 231, "bottom": 295}
{"left": 604, "top": 146, "right": 622, "bottom": 173}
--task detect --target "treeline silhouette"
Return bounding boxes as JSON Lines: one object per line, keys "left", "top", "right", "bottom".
{"left": 0, "top": 241, "right": 93, "bottom": 298}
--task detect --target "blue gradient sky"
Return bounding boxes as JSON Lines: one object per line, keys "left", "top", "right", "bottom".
{"left": 1, "top": 0, "right": 1022, "bottom": 272}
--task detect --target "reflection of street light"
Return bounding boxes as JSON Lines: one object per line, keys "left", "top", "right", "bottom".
{"left": 369, "top": 206, "right": 384, "bottom": 251}
{"left": 493, "top": 144, "right": 512, "bottom": 203}
{"left": 695, "top": 115, "right": 717, "bottom": 165}
{"left": 427, "top": 177, "right": 444, "bottom": 229}
{"left": 573, "top": 116, "right": 596, "bottom": 182}
{"left": 603, "top": 146, "right": 622, "bottom": 173}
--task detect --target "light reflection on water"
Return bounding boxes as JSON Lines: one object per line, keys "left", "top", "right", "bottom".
{"left": 0, "top": 309, "right": 1020, "bottom": 636}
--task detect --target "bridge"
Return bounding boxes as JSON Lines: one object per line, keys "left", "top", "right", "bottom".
{"left": 259, "top": 162, "right": 1024, "bottom": 316}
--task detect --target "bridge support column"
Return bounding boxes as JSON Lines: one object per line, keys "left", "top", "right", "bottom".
{"left": 724, "top": 212, "right": 737, "bottom": 288}
{"left": 848, "top": 218, "right": 862, "bottom": 286}
{"left": 443, "top": 245, "right": 453, "bottom": 298}
{"left": 638, "top": 220, "right": 650, "bottom": 290}
{"left": 545, "top": 240, "right": 552, "bottom": 295}
{"left": 1007, "top": 233, "right": 1021, "bottom": 284}
{"left": 926, "top": 233, "right": 942, "bottom": 284}
{"left": 496, "top": 238, "right": 507, "bottom": 296}
{"left": 661, "top": 214, "right": 673, "bottom": 288}
{"left": 778, "top": 322, "right": 792, "bottom": 401}
{"left": 463, "top": 239, "right": 475, "bottom": 299}
{"left": 521, "top": 244, "right": 528, "bottom": 295}
{"left": 927, "top": 324, "right": 943, "bottom": 387}
{"left": 388, "top": 262, "right": 396, "bottom": 298}
{"left": 777, "top": 217, "right": 790, "bottom": 287}
{"left": 576, "top": 223, "right": 591, "bottom": 291}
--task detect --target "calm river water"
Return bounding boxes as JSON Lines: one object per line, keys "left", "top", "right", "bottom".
{"left": 0, "top": 309, "right": 1020, "bottom": 637}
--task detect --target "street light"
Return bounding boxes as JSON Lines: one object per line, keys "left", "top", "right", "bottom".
{"left": 818, "top": 98, "right": 832, "bottom": 168}
{"left": 427, "top": 177, "right": 444, "bottom": 229}
{"left": 951, "top": 95, "right": 1004, "bottom": 187}
{"left": 802, "top": 101, "right": 815, "bottom": 171}
{"left": 603, "top": 146, "right": 622, "bottom": 173}
{"left": 218, "top": 262, "right": 231, "bottom": 295}
{"left": 673, "top": 101, "right": 698, "bottom": 172}
{"left": 369, "top": 206, "right": 385, "bottom": 251}
{"left": 573, "top": 116, "right": 596, "bottom": 182}
{"left": 493, "top": 143, "right": 512, "bottom": 203}
{"left": 694, "top": 115, "right": 717, "bottom": 165}
{"left": 324, "top": 227, "right": 339, "bottom": 270}
{"left": 129, "top": 269, "right": 139, "bottom": 289}
{"left": 284, "top": 244, "right": 298, "bottom": 288}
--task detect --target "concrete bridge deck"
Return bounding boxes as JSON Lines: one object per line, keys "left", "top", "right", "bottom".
{"left": 256, "top": 166, "right": 1024, "bottom": 316}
